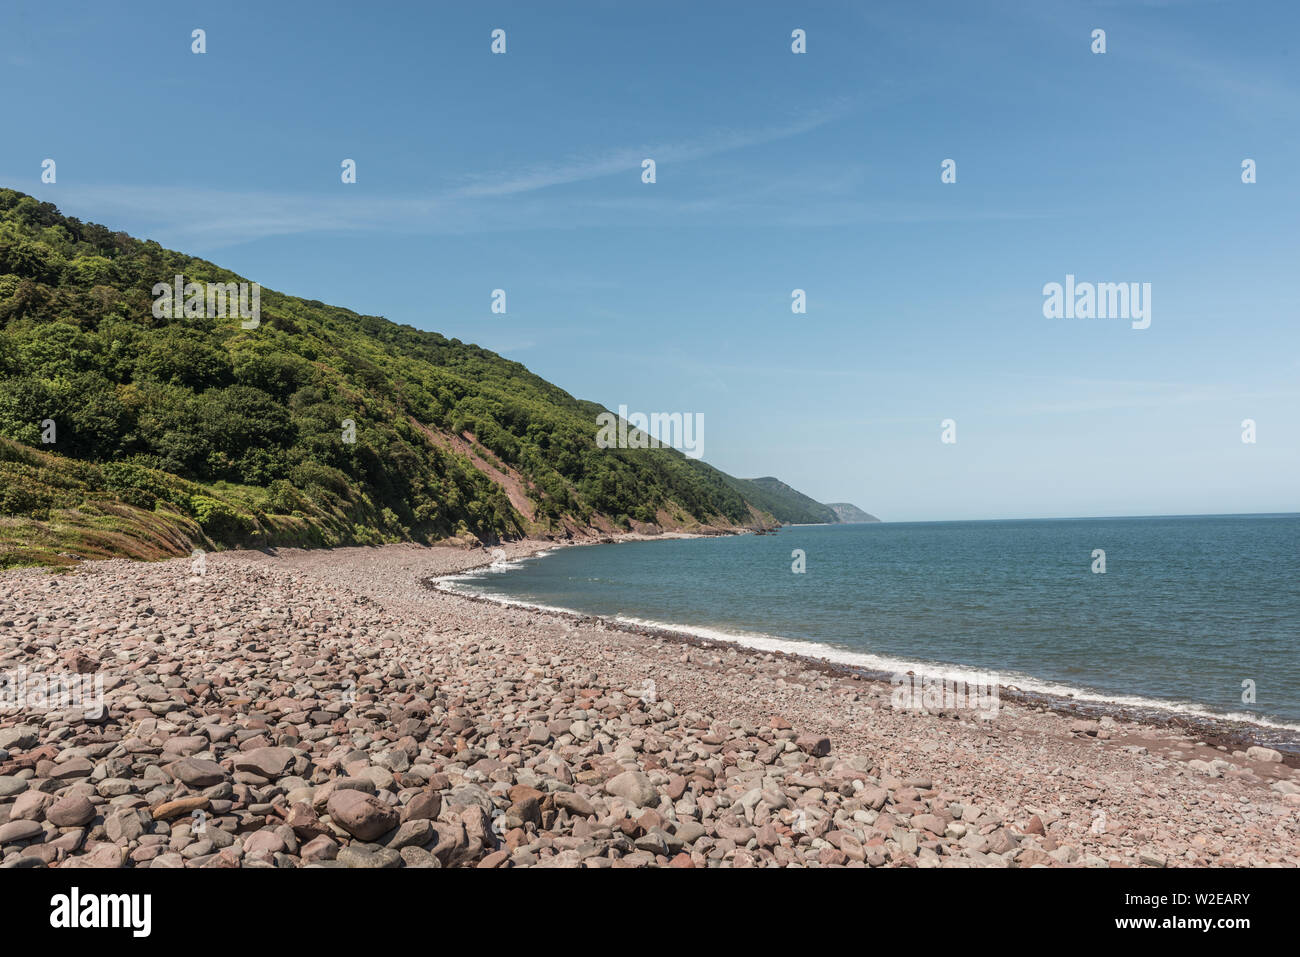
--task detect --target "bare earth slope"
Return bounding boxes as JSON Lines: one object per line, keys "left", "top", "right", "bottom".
{"left": 0, "top": 542, "right": 1295, "bottom": 868}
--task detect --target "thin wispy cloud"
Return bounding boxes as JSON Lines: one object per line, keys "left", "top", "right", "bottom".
{"left": 8, "top": 97, "right": 1046, "bottom": 249}
{"left": 451, "top": 105, "right": 848, "bottom": 198}
{"left": 20, "top": 173, "right": 1050, "bottom": 253}
{"left": 1018, "top": 0, "right": 1299, "bottom": 113}
{"left": 7, "top": 106, "right": 856, "bottom": 251}
{"left": 7, "top": 182, "right": 440, "bottom": 249}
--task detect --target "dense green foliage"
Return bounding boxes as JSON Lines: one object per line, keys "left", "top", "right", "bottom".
{"left": 724, "top": 476, "right": 840, "bottom": 525}
{"left": 0, "top": 189, "right": 760, "bottom": 563}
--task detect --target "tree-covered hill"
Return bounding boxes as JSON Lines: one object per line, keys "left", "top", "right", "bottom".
{"left": 826, "top": 503, "right": 881, "bottom": 523}
{"left": 0, "top": 188, "right": 773, "bottom": 567}
{"left": 723, "top": 476, "right": 840, "bottom": 525}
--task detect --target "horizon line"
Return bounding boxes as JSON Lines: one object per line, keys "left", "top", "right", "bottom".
{"left": 808, "top": 511, "right": 1299, "bottom": 526}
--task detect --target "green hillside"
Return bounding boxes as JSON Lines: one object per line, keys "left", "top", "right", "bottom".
{"left": 723, "top": 476, "right": 839, "bottom": 525}
{"left": 0, "top": 189, "right": 767, "bottom": 568}
{"left": 827, "top": 502, "right": 881, "bottom": 523}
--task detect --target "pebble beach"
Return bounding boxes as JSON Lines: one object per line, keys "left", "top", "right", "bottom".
{"left": 1, "top": 538, "right": 1296, "bottom": 869}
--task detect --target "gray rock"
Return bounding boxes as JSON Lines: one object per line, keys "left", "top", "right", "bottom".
{"left": 171, "top": 757, "right": 228, "bottom": 788}
{"left": 446, "top": 784, "right": 493, "bottom": 813}
{"left": 403, "top": 790, "right": 442, "bottom": 821}
{"left": 234, "top": 747, "right": 296, "bottom": 779}
{"left": 49, "top": 757, "right": 94, "bottom": 780}
{"left": 1246, "top": 746, "right": 1283, "bottom": 763}
{"left": 553, "top": 791, "right": 594, "bottom": 817}
{"left": 326, "top": 789, "right": 399, "bottom": 842}
{"left": 301, "top": 835, "right": 338, "bottom": 862}
{"left": 388, "top": 818, "right": 434, "bottom": 849}
{"left": 795, "top": 734, "right": 832, "bottom": 757}
{"left": 245, "top": 830, "right": 287, "bottom": 859}
{"left": 46, "top": 793, "right": 95, "bottom": 827}
{"left": 672, "top": 820, "right": 707, "bottom": 844}
{"left": 104, "top": 808, "right": 147, "bottom": 844}
{"left": 399, "top": 845, "right": 441, "bottom": 868}
{"left": 337, "top": 845, "right": 401, "bottom": 868}
{"left": 96, "top": 778, "right": 135, "bottom": 797}
{"left": 605, "top": 770, "right": 657, "bottom": 808}
{"left": 9, "top": 790, "right": 52, "bottom": 821}
{"left": 0, "top": 727, "right": 39, "bottom": 751}
{"left": 0, "top": 820, "right": 45, "bottom": 844}
{"left": 527, "top": 724, "right": 551, "bottom": 745}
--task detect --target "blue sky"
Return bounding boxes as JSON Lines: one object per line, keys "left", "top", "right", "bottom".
{"left": 3, "top": 0, "right": 1297, "bottom": 521}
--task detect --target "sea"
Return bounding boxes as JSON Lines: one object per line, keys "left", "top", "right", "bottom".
{"left": 440, "top": 515, "right": 1300, "bottom": 747}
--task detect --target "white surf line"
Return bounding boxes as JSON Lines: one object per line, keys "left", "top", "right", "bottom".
{"left": 433, "top": 575, "right": 1300, "bottom": 738}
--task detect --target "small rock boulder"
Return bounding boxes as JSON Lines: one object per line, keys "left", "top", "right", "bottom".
{"left": 326, "top": 789, "right": 399, "bottom": 841}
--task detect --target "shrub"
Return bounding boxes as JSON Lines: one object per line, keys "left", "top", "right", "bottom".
{"left": 189, "top": 494, "right": 252, "bottom": 541}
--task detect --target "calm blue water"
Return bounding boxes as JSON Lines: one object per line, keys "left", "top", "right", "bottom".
{"left": 446, "top": 516, "right": 1300, "bottom": 734}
